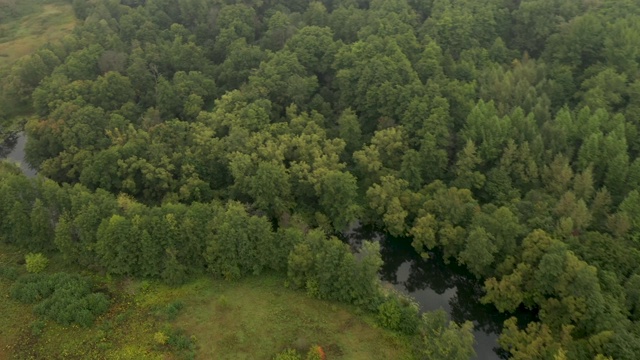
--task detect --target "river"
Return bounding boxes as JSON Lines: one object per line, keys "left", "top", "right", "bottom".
{"left": 343, "top": 223, "right": 522, "bottom": 360}
{"left": 0, "top": 131, "right": 37, "bottom": 177}
{"left": 3, "top": 131, "right": 519, "bottom": 358}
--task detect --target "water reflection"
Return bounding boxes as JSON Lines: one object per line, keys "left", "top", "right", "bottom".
{"left": 0, "top": 132, "right": 18, "bottom": 159}
{"left": 0, "top": 132, "right": 37, "bottom": 177}
{"left": 342, "top": 223, "right": 511, "bottom": 360}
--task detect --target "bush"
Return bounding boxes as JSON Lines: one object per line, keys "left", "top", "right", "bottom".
{"left": 306, "top": 345, "right": 326, "bottom": 360}
{"left": 25, "top": 253, "right": 48, "bottom": 273}
{"left": 0, "top": 265, "right": 19, "bottom": 280}
{"left": 154, "top": 331, "right": 169, "bottom": 345}
{"left": 274, "top": 349, "right": 302, "bottom": 360}
{"left": 165, "top": 301, "right": 185, "bottom": 321}
{"left": 166, "top": 328, "right": 197, "bottom": 360}
{"left": 377, "top": 293, "right": 420, "bottom": 335}
{"left": 10, "top": 273, "right": 56, "bottom": 303}
{"left": 305, "top": 279, "right": 319, "bottom": 298}
{"left": 34, "top": 283, "right": 110, "bottom": 327}
{"left": 10, "top": 272, "right": 111, "bottom": 326}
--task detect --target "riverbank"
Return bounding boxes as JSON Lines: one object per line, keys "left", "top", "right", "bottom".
{"left": 0, "top": 244, "right": 413, "bottom": 359}
{"left": 0, "top": 116, "right": 26, "bottom": 140}
{"left": 0, "top": 130, "right": 37, "bottom": 177}
{"left": 344, "top": 223, "right": 518, "bottom": 360}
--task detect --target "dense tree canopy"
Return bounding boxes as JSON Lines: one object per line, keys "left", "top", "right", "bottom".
{"left": 2, "top": 0, "right": 640, "bottom": 359}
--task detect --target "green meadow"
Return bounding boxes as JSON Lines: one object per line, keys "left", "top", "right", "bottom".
{"left": 0, "top": 1, "right": 76, "bottom": 69}
{"left": 0, "top": 244, "right": 413, "bottom": 360}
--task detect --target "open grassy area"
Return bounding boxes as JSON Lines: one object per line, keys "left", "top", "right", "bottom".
{"left": 0, "top": 246, "right": 35, "bottom": 360}
{"left": 0, "top": 244, "right": 414, "bottom": 359}
{"left": 170, "top": 277, "right": 412, "bottom": 359}
{"left": 0, "top": 2, "right": 76, "bottom": 69}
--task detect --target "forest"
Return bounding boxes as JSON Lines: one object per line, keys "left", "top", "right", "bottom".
{"left": 2, "top": 0, "right": 640, "bottom": 359}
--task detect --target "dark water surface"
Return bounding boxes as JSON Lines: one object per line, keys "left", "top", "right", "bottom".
{"left": 0, "top": 132, "right": 37, "bottom": 177}
{"left": 343, "top": 223, "right": 518, "bottom": 360}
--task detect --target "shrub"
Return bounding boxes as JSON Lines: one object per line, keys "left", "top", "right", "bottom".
{"left": 274, "top": 349, "right": 302, "bottom": 360}
{"left": 305, "top": 279, "right": 319, "bottom": 298}
{"left": 377, "top": 293, "right": 420, "bottom": 335}
{"left": 306, "top": 345, "right": 326, "bottom": 360}
{"left": 0, "top": 265, "right": 19, "bottom": 280}
{"left": 154, "top": 331, "right": 169, "bottom": 345}
{"left": 378, "top": 297, "right": 402, "bottom": 329}
{"left": 25, "top": 253, "right": 48, "bottom": 273}
{"left": 165, "top": 301, "right": 185, "bottom": 321}
{"left": 166, "top": 328, "right": 197, "bottom": 360}
{"left": 34, "top": 285, "right": 110, "bottom": 327}
{"left": 10, "top": 273, "right": 56, "bottom": 303}
{"left": 10, "top": 272, "right": 111, "bottom": 326}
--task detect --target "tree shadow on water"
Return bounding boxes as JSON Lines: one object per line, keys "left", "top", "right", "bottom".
{"left": 340, "top": 223, "right": 534, "bottom": 360}
{"left": 0, "top": 132, "right": 18, "bottom": 159}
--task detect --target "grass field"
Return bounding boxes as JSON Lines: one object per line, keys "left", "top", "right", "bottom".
{"left": 0, "top": 2, "right": 76, "bottom": 69}
{"left": 171, "top": 277, "right": 412, "bottom": 359}
{"left": 0, "top": 245, "right": 414, "bottom": 359}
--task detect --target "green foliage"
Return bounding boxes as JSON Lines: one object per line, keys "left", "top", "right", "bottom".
{"left": 315, "top": 170, "right": 360, "bottom": 231}
{"left": 25, "top": 253, "right": 48, "bottom": 273}
{"left": 4, "top": 0, "right": 640, "bottom": 358}
{"left": 10, "top": 272, "right": 110, "bottom": 327}
{"left": 377, "top": 293, "right": 420, "bottom": 334}
{"left": 29, "top": 199, "right": 53, "bottom": 252}
{"left": 166, "top": 328, "right": 197, "bottom": 358}
{"left": 96, "top": 215, "right": 137, "bottom": 276}
{"left": 0, "top": 264, "right": 19, "bottom": 280}
{"left": 153, "top": 331, "right": 169, "bottom": 346}
{"left": 418, "top": 310, "right": 476, "bottom": 360}
{"left": 164, "top": 301, "right": 185, "bottom": 321}
{"left": 274, "top": 349, "right": 302, "bottom": 360}
{"left": 205, "top": 201, "right": 275, "bottom": 280}
{"left": 305, "top": 345, "right": 325, "bottom": 360}
{"left": 30, "top": 319, "right": 46, "bottom": 337}
{"left": 288, "top": 232, "right": 384, "bottom": 310}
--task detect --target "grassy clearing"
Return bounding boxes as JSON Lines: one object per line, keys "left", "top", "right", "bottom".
{"left": 0, "top": 243, "right": 186, "bottom": 359}
{"left": 169, "top": 276, "right": 413, "bottom": 360}
{"left": 0, "top": 244, "right": 413, "bottom": 359}
{"left": 0, "top": 2, "right": 76, "bottom": 69}
{"left": 0, "top": 247, "right": 35, "bottom": 360}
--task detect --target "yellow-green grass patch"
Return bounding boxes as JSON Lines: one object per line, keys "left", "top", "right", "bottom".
{"left": 169, "top": 276, "right": 414, "bottom": 360}
{"left": 0, "top": 246, "right": 34, "bottom": 360}
{"left": 0, "top": 3, "right": 76, "bottom": 69}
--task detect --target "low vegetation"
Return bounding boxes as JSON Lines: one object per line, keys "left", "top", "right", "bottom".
{"left": 0, "top": 1, "right": 76, "bottom": 69}
{"left": 24, "top": 252, "right": 48, "bottom": 273}
{"left": 0, "top": 244, "right": 413, "bottom": 359}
